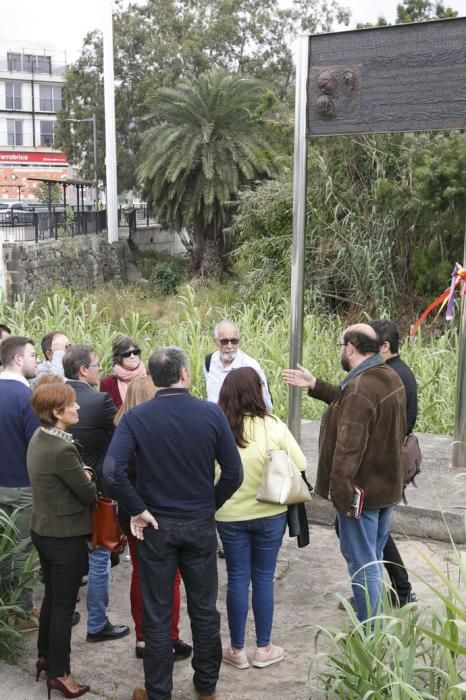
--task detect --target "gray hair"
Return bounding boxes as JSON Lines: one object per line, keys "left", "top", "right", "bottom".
{"left": 213, "top": 320, "right": 239, "bottom": 339}
{"left": 148, "top": 346, "right": 188, "bottom": 387}
{"left": 63, "top": 344, "right": 94, "bottom": 379}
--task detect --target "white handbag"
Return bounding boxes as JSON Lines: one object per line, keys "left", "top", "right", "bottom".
{"left": 256, "top": 423, "right": 311, "bottom": 506}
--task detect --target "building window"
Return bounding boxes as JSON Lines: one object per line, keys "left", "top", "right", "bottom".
{"left": 39, "top": 85, "right": 62, "bottom": 112}
{"left": 7, "top": 52, "right": 51, "bottom": 74}
{"left": 36, "top": 55, "right": 52, "bottom": 74}
{"left": 7, "top": 53, "right": 22, "bottom": 71}
{"left": 5, "top": 83, "right": 22, "bottom": 110}
{"left": 40, "top": 120, "right": 54, "bottom": 146}
{"left": 7, "top": 120, "right": 23, "bottom": 146}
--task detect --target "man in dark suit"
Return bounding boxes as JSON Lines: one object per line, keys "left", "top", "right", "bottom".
{"left": 63, "top": 344, "right": 129, "bottom": 643}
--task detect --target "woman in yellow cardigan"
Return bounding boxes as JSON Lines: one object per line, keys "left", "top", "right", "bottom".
{"left": 216, "top": 367, "right": 306, "bottom": 671}
{"left": 27, "top": 377, "right": 96, "bottom": 699}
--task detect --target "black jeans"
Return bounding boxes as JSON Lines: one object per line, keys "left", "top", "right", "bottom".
{"left": 31, "top": 531, "right": 88, "bottom": 678}
{"left": 137, "top": 516, "right": 221, "bottom": 700}
{"left": 334, "top": 518, "right": 411, "bottom": 600}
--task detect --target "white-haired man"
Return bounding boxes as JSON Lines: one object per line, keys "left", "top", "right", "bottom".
{"left": 204, "top": 320, "right": 272, "bottom": 412}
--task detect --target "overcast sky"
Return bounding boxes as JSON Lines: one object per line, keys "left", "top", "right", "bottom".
{"left": 0, "top": 0, "right": 465, "bottom": 61}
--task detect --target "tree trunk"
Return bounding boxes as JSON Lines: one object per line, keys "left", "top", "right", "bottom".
{"left": 190, "top": 222, "right": 225, "bottom": 278}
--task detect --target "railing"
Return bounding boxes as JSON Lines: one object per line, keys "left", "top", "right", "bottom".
{"left": 118, "top": 206, "right": 157, "bottom": 236}
{"left": 0, "top": 209, "right": 107, "bottom": 242}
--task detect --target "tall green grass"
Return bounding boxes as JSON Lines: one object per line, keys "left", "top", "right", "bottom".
{"left": 0, "top": 284, "right": 458, "bottom": 434}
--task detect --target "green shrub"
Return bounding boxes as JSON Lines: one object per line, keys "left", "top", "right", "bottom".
{"left": 150, "top": 261, "right": 183, "bottom": 296}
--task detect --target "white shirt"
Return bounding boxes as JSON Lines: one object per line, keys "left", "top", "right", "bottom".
{"left": 203, "top": 348, "right": 273, "bottom": 412}
{"left": 0, "top": 370, "right": 30, "bottom": 387}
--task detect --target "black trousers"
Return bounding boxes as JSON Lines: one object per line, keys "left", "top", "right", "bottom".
{"left": 31, "top": 531, "right": 88, "bottom": 678}
{"left": 137, "top": 516, "right": 221, "bottom": 700}
{"left": 334, "top": 518, "right": 411, "bottom": 600}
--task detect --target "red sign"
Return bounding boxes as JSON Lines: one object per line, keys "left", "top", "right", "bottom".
{"left": 0, "top": 151, "right": 68, "bottom": 164}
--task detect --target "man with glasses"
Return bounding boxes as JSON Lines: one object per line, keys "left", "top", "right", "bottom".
{"left": 0, "top": 336, "right": 40, "bottom": 624}
{"left": 283, "top": 324, "right": 406, "bottom": 623}
{"left": 204, "top": 320, "right": 272, "bottom": 412}
{"left": 63, "top": 344, "right": 129, "bottom": 643}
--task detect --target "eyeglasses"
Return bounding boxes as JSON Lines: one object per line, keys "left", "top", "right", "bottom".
{"left": 87, "top": 362, "right": 101, "bottom": 368}
{"left": 120, "top": 348, "right": 141, "bottom": 358}
{"left": 19, "top": 353, "right": 38, "bottom": 359}
{"left": 336, "top": 342, "right": 347, "bottom": 348}
{"left": 218, "top": 338, "right": 240, "bottom": 346}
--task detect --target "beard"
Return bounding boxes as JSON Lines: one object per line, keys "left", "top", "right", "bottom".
{"left": 340, "top": 353, "right": 350, "bottom": 372}
{"left": 219, "top": 347, "right": 238, "bottom": 364}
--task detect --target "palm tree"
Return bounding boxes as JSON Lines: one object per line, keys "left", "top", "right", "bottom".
{"left": 138, "top": 70, "right": 277, "bottom": 276}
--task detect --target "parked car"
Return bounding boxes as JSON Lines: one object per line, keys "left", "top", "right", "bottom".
{"left": 0, "top": 202, "right": 34, "bottom": 226}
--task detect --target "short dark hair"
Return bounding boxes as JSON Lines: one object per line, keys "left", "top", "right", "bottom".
{"left": 343, "top": 330, "right": 380, "bottom": 355}
{"left": 0, "top": 336, "right": 34, "bottom": 367}
{"left": 40, "top": 330, "right": 61, "bottom": 359}
{"left": 148, "top": 346, "right": 187, "bottom": 387}
{"left": 0, "top": 323, "right": 11, "bottom": 336}
{"left": 218, "top": 367, "right": 267, "bottom": 447}
{"left": 369, "top": 320, "right": 399, "bottom": 354}
{"left": 63, "top": 344, "right": 94, "bottom": 379}
{"left": 31, "top": 378, "right": 76, "bottom": 428}
{"left": 112, "top": 336, "right": 140, "bottom": 365}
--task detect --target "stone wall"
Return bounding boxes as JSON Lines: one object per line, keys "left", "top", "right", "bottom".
{"left": 2, "top": 234, "right": 128, "bottom": 303}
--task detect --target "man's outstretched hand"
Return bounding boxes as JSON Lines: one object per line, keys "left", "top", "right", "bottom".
{"left": 282, "top": 364, "right": 316, "bottom": 390}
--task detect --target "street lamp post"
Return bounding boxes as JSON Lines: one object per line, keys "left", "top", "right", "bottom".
{"left": 10, "top": 174, "right": 23, "bottom": 200}
{"left": 64, "top": 113, "right": 98, "bottom": 205}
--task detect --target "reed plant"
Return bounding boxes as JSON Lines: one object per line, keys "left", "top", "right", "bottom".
{"left": 0, "top": 283, "right": 458, "bottom": 435}
{"left": 0, "top": 510, "right": 39, "bottom": 662}
{"left": 310, "top": 528, "right": 466, "bottom": 699}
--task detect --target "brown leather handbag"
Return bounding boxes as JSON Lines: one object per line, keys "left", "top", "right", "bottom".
{"left": 90, "top": 494, "right": 127, "bottom": 553}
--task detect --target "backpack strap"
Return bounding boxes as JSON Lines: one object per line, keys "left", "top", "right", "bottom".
{"left": 204, "top": 353, "right": 213, "bottom": 372}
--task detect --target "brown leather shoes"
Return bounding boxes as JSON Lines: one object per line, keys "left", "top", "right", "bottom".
{"left": 131, "top": 689, "right": 148, "bottom": 700}
{"left": 196, "top": 691, "right": 216, "bottom": 699}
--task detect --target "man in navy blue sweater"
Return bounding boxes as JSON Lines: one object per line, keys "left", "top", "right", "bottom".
{"left": 0, "top": 336, "right": 40, "bottom": 618}
{"left": 104, "top": 346, "right": 243, "bottom": 700}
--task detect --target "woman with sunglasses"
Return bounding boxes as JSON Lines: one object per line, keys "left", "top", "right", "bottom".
{"left": 100, "top": 337, "right": 147, "bottom": 409}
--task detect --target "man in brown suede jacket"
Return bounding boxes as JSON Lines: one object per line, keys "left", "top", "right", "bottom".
{"left": 283, "top": 323, "right": 406, "bottom": 622}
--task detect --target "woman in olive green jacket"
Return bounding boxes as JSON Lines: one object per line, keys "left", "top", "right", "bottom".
{"left": 27, "top": 377, "right": 96, "bottom": 700}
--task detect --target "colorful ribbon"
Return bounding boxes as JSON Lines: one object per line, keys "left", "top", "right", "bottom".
{"left": 413, "top": 262, "right": 466, "bottom": 336}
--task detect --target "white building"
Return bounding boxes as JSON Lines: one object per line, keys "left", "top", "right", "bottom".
{"left": 0, "top": 47, "right": 69, "bottom": 201}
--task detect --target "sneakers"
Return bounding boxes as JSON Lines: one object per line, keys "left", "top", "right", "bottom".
{"left": 252, "top": 644, "right": 284, "bottom": 668}
{"left": 222, "top": 645, "right": 250, "bottom": 669}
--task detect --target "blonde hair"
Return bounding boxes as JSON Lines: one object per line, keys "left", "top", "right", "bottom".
{"left": 114, "top": 376, "right": 156, "bottom": 425}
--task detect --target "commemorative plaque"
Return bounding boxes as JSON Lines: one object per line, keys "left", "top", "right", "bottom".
{"left": 307, "top": 17, "right": 466, "bottom": 136}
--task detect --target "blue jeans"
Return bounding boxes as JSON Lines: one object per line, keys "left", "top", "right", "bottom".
{"left": 138, "top": 516, "right": 221, "bottom": 700}
{"left": 217, "top": 512, "right": 287, "bottom": 648}
{"left": 337, "top": 507, "right": 394, "bottom": 622}
{"left": 86, "top": 545, "right": 111, "bottom": 633}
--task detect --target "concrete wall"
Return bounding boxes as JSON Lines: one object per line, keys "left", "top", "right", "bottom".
{"left": 131, "top": 225, "right": 186, "bottom": 255}
{"left": 2, "top": 234, "right": 127, "bottom": 302}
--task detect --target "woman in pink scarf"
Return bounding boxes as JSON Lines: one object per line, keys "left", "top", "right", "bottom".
{"left": 100, "top": 337, "right": 147, "bottom": 408}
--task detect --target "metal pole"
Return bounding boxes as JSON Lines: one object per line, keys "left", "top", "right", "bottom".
{"left": 288, "top": 35, "right": 309, "bottom": 441}
{"left": 103, "top": 0, "right": 118, "bottom": 243}
{"left": 0, "top": 227, "right": 5, "bottom": 299}
{"left": 452, "top": 219, "right": 466, "bottom": 468}
{"left": 92, "top": 112, "right": 98, "bottom": 205}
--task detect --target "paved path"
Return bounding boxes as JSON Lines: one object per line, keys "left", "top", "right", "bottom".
{"left": 0, "top": 423, "right": 462, "bottom": 699}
